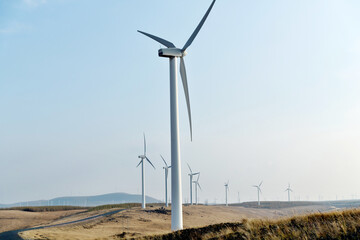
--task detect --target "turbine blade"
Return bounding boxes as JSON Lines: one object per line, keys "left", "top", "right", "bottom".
{"left": 187, "top": 163, "right": 192, "bottom": 173}
{"left": 196, "top": 174, "right": 200, "bottom": 181}
{"left": 136, "top": 160, "right": 143, "bottom": 168}
{"left": 143, "top": 133, "right": 146, "bottom": 155}
{"left": 198, "top": 182, "right": 202, "bottom": 190}
{"left": 137, "top": 30, "right": 176, "bottom": 48}
{"left": 259, "top": 181, "right": 263, "bottom": 187}
{"left": 182, "top": 0, "right": 216, "bottom": 51}
{"left": 180, "top": 57, "right": 193, "bottom": 141}
{"left": 146, "top": 157, "right": 155, "bottom": 169}
{"left": 160, "top": 154, "right": 168, "bottom": 167}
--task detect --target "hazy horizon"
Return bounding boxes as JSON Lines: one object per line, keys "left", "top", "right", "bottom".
{"left": 1, "top": 0, "right": 360, "bottom": 205}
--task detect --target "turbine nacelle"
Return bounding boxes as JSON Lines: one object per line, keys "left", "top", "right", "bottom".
{"left": 138, "top": 0, "right": 216, "bottom": 143}
{"left": 158, "top": 48, "right": 186, "bottom": 58}
{"left": 138, "top": 155, "right": 145, "bottom": 159}
{"left": 188, "top": 172, "right": 199, "bottom": 176}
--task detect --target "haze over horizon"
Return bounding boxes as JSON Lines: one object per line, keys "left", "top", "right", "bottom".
{"left": 1, "top": 0, "right": 360, "bottom": 205}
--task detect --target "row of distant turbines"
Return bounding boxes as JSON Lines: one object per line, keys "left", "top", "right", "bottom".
{"left": 224, "top": 181, "right": 293, "bottom": 206}
{"left": 136, "top": 134, "right": 202, "bottom": 209}
{"left": 137, "top": 134, "right": 295, "bottom": 211}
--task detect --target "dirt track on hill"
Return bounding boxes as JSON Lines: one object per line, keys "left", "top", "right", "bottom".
{"left": 0, "top": 209, "right": 123, "bottom": 240}
{"left": 0, "top": 209, "right": 84, "bottom": 233}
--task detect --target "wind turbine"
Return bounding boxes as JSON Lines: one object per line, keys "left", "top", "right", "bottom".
{"left": 187, "top": 163, "right": 199, "bottom": 206}
{"left": 253, "top": 181, "right": 263, "bottom": 206}
{"left": 193, "top": 174, "right": 202, "bottom": 205}
{"left": 138, "top": 0, "right": 216, "bottom": 230}
{"left": 285, "top": 183, "right": 293, "bottom": 202}
{"left": 161, "top": 155, "right": 171, "bottom": 207}
{"left": 224, "top": 181, "right": 229, "bottom": 206}
{"left": 136, "top": 134, "right": 155, "bottom": 209}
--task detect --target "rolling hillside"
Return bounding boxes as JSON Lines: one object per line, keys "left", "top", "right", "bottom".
{"left": 0, "top": 192, "right": 161, "bottom": 208}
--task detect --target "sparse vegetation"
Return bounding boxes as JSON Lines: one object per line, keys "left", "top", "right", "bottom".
{"left": 88, "top": 203, "right": 142, "bottom": 211}
{"left": 0, "top": 206, "right": 87, "bottom": 212}
{"left": 145, "top": 207, "right": 171, "bottom": 215}
{"left": 0, "top": 202, "right": 166, "bottom": 213}
{"left": 233, "top": 201, "right": 321, "bottom": 209}
{"left": 141, "top": 209, "right": 360, "bottom": 240}
{"left": 88, "top": 203, "right": 165, "bottom": 212}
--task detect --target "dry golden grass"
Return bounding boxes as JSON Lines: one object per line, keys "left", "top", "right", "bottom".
{"left": 0, "top": 206, "right": 87, "bottom": 212}
{"left": 19, "top": 204, "right": 333, "bottom": 240}
{"left": 0, "top": 209, "right": 84, "bottom": 233}
{"left": 143, "top": 209, "right": 360, "bottom": 240}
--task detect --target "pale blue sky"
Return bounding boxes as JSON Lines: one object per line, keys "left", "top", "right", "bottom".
{"left": 1, "top": 0, "right": 360, "bottom": 204}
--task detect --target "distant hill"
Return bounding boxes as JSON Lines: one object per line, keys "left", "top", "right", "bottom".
{"left": 0, "top": 192, "right": 161, "bottom": 208}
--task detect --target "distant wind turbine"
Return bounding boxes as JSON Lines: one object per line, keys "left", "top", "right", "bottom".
{"left": 138, "top": 0, "right": 216, "bottom": 230}
{"left": 136, "top": 134, "right": 155, "bottom": 209}
{"left": 285, "top": 183, "right": 293, "bottom": 202}
{"left": 187, "top": 163, "right": 199, "bottom": 205}
{"left": 253, "top": 181, "right": 263, "bottom": 206}
{"left": 224, "top": 181, "right": 229, "bottom": 206}
{"left": 161, "top": 155, "right": 171, "bottom": 207}
{"left": 193, "top": 174, "right": 202, "bottom": 205}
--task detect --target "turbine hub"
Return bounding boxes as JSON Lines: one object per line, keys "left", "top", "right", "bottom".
{"left": 158, "top": 48, "right": 183, "bottom": 58}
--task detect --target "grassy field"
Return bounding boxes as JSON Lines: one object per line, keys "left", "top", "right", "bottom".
{"left": 87, "top": 203, "right": 166, "bottom": 211}
{"left": 87, "top": 203, "right": 141, "bottom": 211}
{"left": 0, "top": 203, "right": 164, "bottom": 213}
{"left": 233, "top": 201, "right": 321, "bottom": 209}
{"left": 0, "top": 206, "right": 87, "bottom": 212}
{"left": 142, "top": 209, "right": 360, "bottom": 240}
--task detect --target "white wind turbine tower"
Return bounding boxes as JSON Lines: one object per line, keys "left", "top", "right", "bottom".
{"left": 136, "top": 134, "right": 155, "bottom": 209}
{"left": 138, "top": 0, "right": 216, "bottom": 230}
{"left": 193, "top": 174, "right": 202, "bottom": 205}
{"left": 161, "top": 155, "right": 171, "bottom": 207}
{"left": 224, "top": 181, "right": 229, "bottom": 206}
{"left": 285, "top": 183, "right": 293, "bottom": 202}
{"left": 253, "top": 181, "right": 263, "bottom": 206}
{"left": 187, "top": 163, "right": 199, "bottom": 206}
